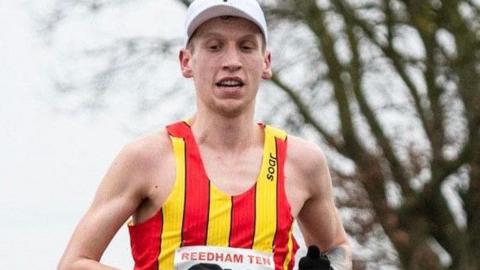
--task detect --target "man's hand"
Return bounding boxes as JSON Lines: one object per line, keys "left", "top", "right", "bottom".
{"left": 299, "top": 245, "right": 333, "bottom": 270}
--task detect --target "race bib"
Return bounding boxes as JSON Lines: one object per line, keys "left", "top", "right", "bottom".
{"left": 174, "top": 246, "right": 275, "bottom": 270}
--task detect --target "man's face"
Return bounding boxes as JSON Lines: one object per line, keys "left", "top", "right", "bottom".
{"left": 179, "top": 16, "right": 272, "bottom": 118}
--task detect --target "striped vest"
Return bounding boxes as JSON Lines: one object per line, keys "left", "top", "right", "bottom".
{"left": 128, "top": 121, "right": 298, "bottom": 269}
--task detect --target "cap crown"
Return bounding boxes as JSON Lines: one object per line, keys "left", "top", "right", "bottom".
{"left": 184, "top": 0, "right": 268, "bottom": 47}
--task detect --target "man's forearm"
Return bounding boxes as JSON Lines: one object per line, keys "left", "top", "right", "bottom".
{"left": 326, "top": 244, "right": 352, "bottom": 270}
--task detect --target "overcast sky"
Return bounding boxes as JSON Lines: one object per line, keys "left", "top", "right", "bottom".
{"left": 0, "top": 0, "right": 187, "bottom": 269}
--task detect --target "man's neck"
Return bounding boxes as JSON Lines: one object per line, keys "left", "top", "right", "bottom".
{"left": 189, "top": 111, "right": 261, "bottom": 152}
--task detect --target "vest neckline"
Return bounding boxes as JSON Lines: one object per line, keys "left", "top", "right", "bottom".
{"left": 183, "top": 122, "right": 269, "bottom": 198}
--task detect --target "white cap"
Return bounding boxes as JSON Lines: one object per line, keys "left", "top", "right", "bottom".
{"left": 183, "top": 0, "right": 268, "bottom": 47}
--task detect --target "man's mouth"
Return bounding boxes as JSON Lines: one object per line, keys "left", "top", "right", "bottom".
{"left": 216, "top": 78, "right": 245, "bottom": 88}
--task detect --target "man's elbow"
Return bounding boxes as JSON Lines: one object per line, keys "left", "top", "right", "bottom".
{"left": 57, "top": 254, "right": 79, "bottom": 270}
{"left": 57, "top": 255, "right": 84, "bottom": 270}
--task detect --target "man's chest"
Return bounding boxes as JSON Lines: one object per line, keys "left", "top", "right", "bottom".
{"left": 144, "top": 139, "right": 310, "bottom": 222}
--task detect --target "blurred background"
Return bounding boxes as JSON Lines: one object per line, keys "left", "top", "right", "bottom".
{"left": 1, "top": 0, "right": 479, "bottom": 269}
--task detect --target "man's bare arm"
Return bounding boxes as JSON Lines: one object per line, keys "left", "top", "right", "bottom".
{"left": 299, "top": 200, "right": 352, "bottom": 270}
{"left": 58, "top": 143, "right": 150, "bottom": 270}
{"left": 292, "top": 139, "right": 352, "bottom": 269}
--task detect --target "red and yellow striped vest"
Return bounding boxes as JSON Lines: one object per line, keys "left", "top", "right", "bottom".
{"left": 128, "top": 121, "right": 298, "bottom": 269}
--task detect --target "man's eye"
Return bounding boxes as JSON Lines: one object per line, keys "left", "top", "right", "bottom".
{"left": 208, "top": 44, "right": 221, "bottom": 50}
{"left": 241, "top": 43, "right": 256, "bottom": 51}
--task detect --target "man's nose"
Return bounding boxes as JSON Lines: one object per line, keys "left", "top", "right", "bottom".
{"left": 222, "top": 45, "right": 242, "bottom": 72}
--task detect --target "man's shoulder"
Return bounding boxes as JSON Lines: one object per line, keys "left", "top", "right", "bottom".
{"left": 286, "top": 134, "right": 328, "bottom": 177}
{"left": 117, "top": 129, "right": 172, "bottom": 173}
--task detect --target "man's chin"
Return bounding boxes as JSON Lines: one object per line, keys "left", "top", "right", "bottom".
{"left": 212, "top": 102, "right": 250, "bottom": 118}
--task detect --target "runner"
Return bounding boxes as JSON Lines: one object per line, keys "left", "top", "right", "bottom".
{"left": 58, "top": 1, "right": 351, "bottom": 269}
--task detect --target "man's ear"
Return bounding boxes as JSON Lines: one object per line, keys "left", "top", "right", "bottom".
{"left": 261, "top": 50, "right": 272, "bottom": 80}
{"left": 179, "top": 49, "right": 193, "bottom": 78}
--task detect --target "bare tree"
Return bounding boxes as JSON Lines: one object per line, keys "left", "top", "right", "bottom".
{"left": 263, "top": 1, "right": 480, "bottom": 269}
{"left": 43, "top": 0, "right": 480, "bottom": 269}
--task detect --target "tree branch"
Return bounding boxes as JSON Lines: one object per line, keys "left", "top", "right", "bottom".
{"left": 270, "top": 73, "right": 346, "bottom": 154}
{"left": 292, "top": 0, "right": 364, "bottom": 159}
{"left": 405, "top": 1, "right": 447, "bottom": 186}
{"left": 176, "top": 0, "right": 191, "bottom": 8}
{"left": 333, "top": 0, "right": 415, "bottom": 197}
{"left": 344, "top": 1, "right": 434, "bottom": 147}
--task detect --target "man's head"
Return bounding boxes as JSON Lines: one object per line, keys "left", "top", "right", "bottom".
{"left": 179, "top": 0, "right": 272, "bottom": 118}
